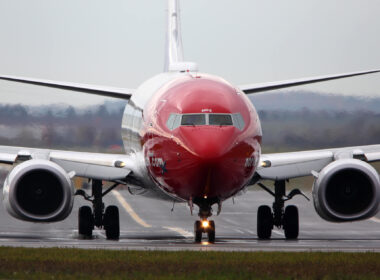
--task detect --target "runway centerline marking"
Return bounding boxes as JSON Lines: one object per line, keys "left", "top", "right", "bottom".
{"left": 272, "top": 230, "right": 285, "bottom": 236}
{"left": 163, "top": 227, "right": 193, "bottom": 238}
{"left": 112, "top": 191, "right": 152, "bottom": 228}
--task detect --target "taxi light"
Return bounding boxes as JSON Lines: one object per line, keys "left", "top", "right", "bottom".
{"left": 202, "top": 220, "right": 209, "bottom": 228}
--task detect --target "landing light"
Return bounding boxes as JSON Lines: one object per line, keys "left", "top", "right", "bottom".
{"left": 202, "top": 220, "right": 209, "bottom": 228}
{"left": 114, "top": 161, "right": 126, "bottom": 168}
{"left": 260, "top": 160, "right": 272, "bottom": 168}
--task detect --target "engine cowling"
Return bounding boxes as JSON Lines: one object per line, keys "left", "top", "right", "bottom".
{"left": 312, "top": 159, "right": 380, "bottom": 222}
{"left": 3, "top": 159, "right": 74, "bottom": 222}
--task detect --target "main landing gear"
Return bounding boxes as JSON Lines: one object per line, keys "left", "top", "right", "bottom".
{"left": 193, "top": 199, "right": 217, "bottom": 243}
{"left": 257, "top": 180, "right": 309, "bottom": 240}
{"left": 75, "top": 180, "right": 121, "bottom": 240}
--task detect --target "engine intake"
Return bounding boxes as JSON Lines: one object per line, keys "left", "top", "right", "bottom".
{"left": 3, "top": 159, "right": 74, "bottom": 222}
{"left": 312, "top": 159, "right": 380, "bottom": 222}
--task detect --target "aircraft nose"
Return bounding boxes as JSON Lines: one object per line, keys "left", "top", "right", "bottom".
{"left": 179, "top": 127, "right": 236, "bottom": 160}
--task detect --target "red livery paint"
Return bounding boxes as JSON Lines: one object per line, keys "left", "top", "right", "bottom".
{"left": 143, "top": 74, "right": 262, "bottom": 203}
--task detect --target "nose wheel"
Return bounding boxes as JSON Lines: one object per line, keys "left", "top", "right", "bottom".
{"left": 194, "top": 220, "right": 215, "bottom": 243}
{"left": 76, "top": 180, "right": 121, "bottom": 240}
{"left": 194, "top": 221, "right": 202, "bottom": 242}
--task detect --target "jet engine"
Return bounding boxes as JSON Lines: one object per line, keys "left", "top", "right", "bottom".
{"left": 3, "top": 159, "right": 74, "bottom": 222}
{"left": 312, "top": 159, "right": 380, "bottom": 222}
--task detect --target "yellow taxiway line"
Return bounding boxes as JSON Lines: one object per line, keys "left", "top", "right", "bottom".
{"left": 112, "top": 190, "right": 152, "bottom": 228}
{"left": 112, "top": 190, "right": 194, "bottom": 238}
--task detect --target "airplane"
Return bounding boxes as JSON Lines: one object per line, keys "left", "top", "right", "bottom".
{"left": 0, "top": 0, "right": 380, "bottom": 243}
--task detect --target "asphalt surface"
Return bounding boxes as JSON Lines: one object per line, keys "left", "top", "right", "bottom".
{"left": 1, "top": 188, "right": 380, "bottom": 252}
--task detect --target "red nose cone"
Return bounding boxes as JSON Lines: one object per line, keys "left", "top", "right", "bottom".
{"left": 143, "top": 75, "right": 261, "bottom": 202}
{"left": 179, "top": 126, "right": 236, "bottom": 160}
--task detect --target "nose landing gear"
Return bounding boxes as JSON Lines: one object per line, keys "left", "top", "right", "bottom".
{"left": 194, "top": 219, "right": 215, "bottom": 243}
{"left": 193, "top": 199, "right": 217, "bottom": 243}
{"left": 76, "top": 179, "right": 121, "bottom": 240}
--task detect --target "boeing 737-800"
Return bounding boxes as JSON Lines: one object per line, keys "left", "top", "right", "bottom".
{"left": 0, "top": 0, "right": 380, "bottom": 242}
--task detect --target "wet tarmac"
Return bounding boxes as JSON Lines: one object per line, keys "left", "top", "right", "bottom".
{"left": 1, "top": 189, "right": 380, "bottom": 252}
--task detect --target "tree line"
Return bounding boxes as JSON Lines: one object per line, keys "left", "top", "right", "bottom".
{"left": 1, "top": 104, "right": 380, "bottom": 153}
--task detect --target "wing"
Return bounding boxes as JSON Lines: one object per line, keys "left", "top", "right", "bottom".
{"left": 239, "top": 69, "right": 380, "bottom": 94}
{"left": 0, "top": 74, "right": 133, "bottom": 100}
{"left": 0, "top": 145, "right": 138, "bottom": 181}
{"left": 256, "top": 144, "right": 380, "bottom": 181}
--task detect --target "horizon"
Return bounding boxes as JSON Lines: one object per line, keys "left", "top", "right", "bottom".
{"left": 1, "top": 89, "right": 380, "bottom": 114}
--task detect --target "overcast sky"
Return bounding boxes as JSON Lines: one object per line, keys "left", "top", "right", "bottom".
{"left": 0, "top": 0, "right": 380, "bottom": 107}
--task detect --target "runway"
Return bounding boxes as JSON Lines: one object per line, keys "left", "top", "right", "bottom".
{"left": 1, "top": 188, "right": 380, "bottom": 252}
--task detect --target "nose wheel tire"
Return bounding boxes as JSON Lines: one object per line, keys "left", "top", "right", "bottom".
{"left": 257, "top": 205, "right": 273, "bottom": 239}
{"left": 78, "top": 206, "right": 94, "bottom": 238}
{"left": 194, "top": 221, "right": 202, "bottom": 243}
{"left": 283, "top": 205, "right": 299, "bottom": 239}
{"left": 207, "top": 220, "right": 215, "bottom": 243}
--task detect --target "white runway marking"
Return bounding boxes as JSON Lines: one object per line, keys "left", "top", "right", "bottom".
{"left": 163, "top": 227, "right": 193, "bottom": 238}
{"left": 272, "top": 229, "right": 285, "bottom": 236}
{"left": 97, "top": 232, "right": 107, "bottom": 239}
{"left": 112, "top": 191, "right": 152, "bottom": 228}
{"left": 113, "top": 191, "right": 192, "bottom": 238}
{"left": 370, "top": 217, "right": 380, "bottom": 224}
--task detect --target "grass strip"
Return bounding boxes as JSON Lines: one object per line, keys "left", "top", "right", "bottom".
{"left": 0, "top": 247, "right": 379, "bottom": 279}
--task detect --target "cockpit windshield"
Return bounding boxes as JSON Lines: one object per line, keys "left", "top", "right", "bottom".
{"left": 181, "top": 114, "right": 206, "bottom": 126}
{"left": 167, "top": 113, "right": 245, "bottom": 131}
{"left": 209, "top": 114, "right": 233, "bottom": 126}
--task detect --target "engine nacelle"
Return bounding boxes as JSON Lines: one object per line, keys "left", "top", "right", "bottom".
{"left": 312, "top": 159, "right": 380, "bottom": 222}
{"left": 3, "top": 159, "right": 74, "bottom": 222}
